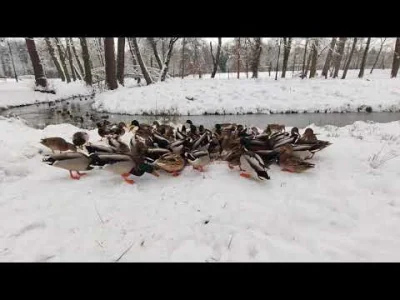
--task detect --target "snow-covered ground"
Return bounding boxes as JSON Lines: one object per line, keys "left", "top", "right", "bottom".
{"left": 93, "top": 69, "right": 400, "bottom": 116}
{"left": 0, "top": 78, "right": 92, "bottom": 110}
{"left": 1, "top": 116, "right": 400, "bottom": 262}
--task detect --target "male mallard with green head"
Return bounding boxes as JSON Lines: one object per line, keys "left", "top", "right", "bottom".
{"left": 42, "top": 152, "right": 94, "bottom": 180}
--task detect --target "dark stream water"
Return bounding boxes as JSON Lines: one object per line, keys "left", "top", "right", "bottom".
{"left": 2, "top": 98, "right": 400, "bottom": 130}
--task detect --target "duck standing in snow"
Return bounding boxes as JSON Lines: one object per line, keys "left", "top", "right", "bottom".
{"left": 239, "top": 148, "right": 270, "bottom": 180}
{"left": 40, "top": 137, "right": 77, "bottom": 153}
{"left": 42, "top": 152, "right": 95, "bottom": 180}
{"left": 278, "top": 144, "right": 315, "bottom": 173}
{"left": 185, "top": 150, "right": 211, "bottom": 172}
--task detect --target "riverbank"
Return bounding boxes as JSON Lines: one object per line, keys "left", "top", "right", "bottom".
{"left": 93, "top": 70, "right": 400, "bottom": 116}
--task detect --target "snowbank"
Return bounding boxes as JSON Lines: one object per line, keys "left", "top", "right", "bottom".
{"left": 93, "top": 70, "right": 400, "bottom": 116}
{"left": 0, "top": 79, "right": 93, "bottom": 110}
{"left": 1, "top": 116, "right": 400, "bottom": 261}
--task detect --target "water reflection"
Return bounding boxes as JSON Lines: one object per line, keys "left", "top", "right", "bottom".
{"left": 2, "top": 98, "right": 400, "bottom": 130}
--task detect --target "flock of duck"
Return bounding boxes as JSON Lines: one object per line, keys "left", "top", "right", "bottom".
{"left": 39, "top": 120, "right": 332, "bottom": 184}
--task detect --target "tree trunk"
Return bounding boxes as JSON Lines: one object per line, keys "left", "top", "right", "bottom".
{"left": 275, "top": 38, "right": 282, "bottom": 80}
{"left": 104, "top": 38, "right": 118, "bottom": 90}
{"left": 391, "top": 38, "right": 400, "bottom": 78}
{"left": 292, "top": 48, "right": 297, "bottom": 75}
{"left": 116, "top": 37, "right": 125, "bottom": 86}
{"left": 236, "top": 38, "right": 241, "bottom": 79}
{"left": 210, "top": 37, "right": 222, "bottom": 78}
{"left": 251, "top": 38, "right": 262, "bottom": 78}
{"left": 70, "top": 38, "right": 85, "bottom": 78}
{"left": 309, "top": 39, "right": 319, "bottom": 78}
{"left": 358, "top": 37, "right": 371, "bottom": 78}
{"left": 7, "top": 41, "right": 18, "bottom": 82}
{"left": 181, "top": 38, "right": 186, "bottom": 79}
{"left": 25, "top": 38, "right": 47, "bottom": 88}
{"left": 381, "top": 53, "right": 385, "bottom": 70}
{"left": 54, "top": 38, "right": 71, "bottom": 83}
{"left": 79, "top": 38, "right": 92, "bottom": 86}
{"left": 341, "top": 38, "right": 358, "bottom": 79}
{"left": 305, "top": 52, "right": 312, "bottom": 77}
{"left": 160, "top": 38, "right": 179, "bottom": 82}
{"left": 333, "top": 38, "right": 347, "bottom": 78}
{"left": 148, "top": 38, "right": 163, "bottom": 70}
{"left": 65, "top": 38, "right": 76, "bottom": 81}
{"left": 44, "top": 38, "right": 65, "bottom": 81}
{"left": 322, "top": 38, "right": 336, "bottom": 78}
{"left": 131, "top": 38, "right": 153, "bottom": 85}
{"left": 370, "top": 39, "right": 386, "bottom": 74}
{"left": 96, "top": 38, "right": 104, "bottom": 67}
{"left": 301, "top": 38, "right": 308, "bottom": 76}
{"left": 127, "top": 38, "right": 137, "bottom": 66}
{"left": 281, "top": 37, "right": 292, "bottom": 78}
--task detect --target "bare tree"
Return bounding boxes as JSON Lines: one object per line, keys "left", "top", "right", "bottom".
{"left": 250, "top": 38, "right": 262, "bottom": 78}
{"left": 117, "top": 38, "right": 125, "bottom": 86}
{"left": 25, "top": 38, "right": 47, "bottom": 88}
{"left": 292, "top": 42, "right": 297, "bottom": 75}
{"left": 181, "top": 38, "right": 186, "bottom": 79}
{"left": 236, "top": 38, "right": 241, "bottom": 79}
{"left": 148, "top": 38, "right": 163, "bottom": 69}
{"left": 301, "top": 38, "right": 308, "bottom": 78}
{"left": 309, "top": 39, "right": 319, "bottom": 78}
{"left": 210, "top": 37, "right": 222, "bottom": 78}
{"left": 322, "top": 38, "right": 336, "bottom": 78}
{"left": 341, "top": 38, "right": 358, "bottom": 79}
{"left": 370, "top": 38, "right": 387, "bottom": 74}
{"left": 95, "top": 38, "right": 104, "bottom": 67}
{"left": 358, "top": 37, "right": 371, "bottom": 78}
{"left": 44, "top": 38, "right": 65, "bottom": 81}
{"left": 281, "top": 37, "right": 292, "bottom": 78}
{"left": 127, "top": 38, "right": 137, "bottom": 66}
{"left": 305, "top": 51, "right": 312, "bottom": 77}
{"left": 70, "top": 38, "right": 85, "bottom": 78}
{"left": 391, "top": 38, "right": 400, "bottom": 78}
{"left": 65, "top": 38, "right": 76, "bottom": 81}
{"left": 160, "top": 38, "right": 179, "bottom": 82}
{"left": 79, "top": 38, "right": 92, "bottom": 86}
{"left": 104, "top": 38, "right": 118, "bottom": 90}
{"left": 54, "top": 38, "right": 71, "bottom": 83}
{"left": 6, "top": 40, "right": 18, "bottom": 82}
{"left": 131, "top": 38, "right": 153, "bottom": 85}
{"left": 275, "top": 38, "right": 282, "bottom": 80}
{"left": 333, "top": 38, "right": 347, "bottom": 78}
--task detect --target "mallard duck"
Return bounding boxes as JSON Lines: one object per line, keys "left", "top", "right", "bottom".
{"left": 220, "top": 136, "right": 243, "bottom": 170}
{"left": 169, "top": 139, "right": 186, "bottom": 155}
{"left": 40, "top": 137, "right": 77, "bottom": 153}
{"left": 96, "top": 122, "right": 111, "bottom": 140}
{"left": 271, "top": 127, "right": 300, "bottom": 149}
{"left": 154, "top": 153, "right": 185, "bottom": 176}
{"left": 297, "top": 128, "right": 332, "bottom": 150}
{"left": 130, "top": 120, "right": 153, "bottom": 132}
{"left": 153, "top": 121, "right": 174, "bottom": 138}
{"left": 72, "top": 131, "right": 89, "bottom": 149}
{"left": 91, "top": 153, "right": 159, "bottom": 184}
{"left": 265, "top": 124, "right": 286, "bottom": 135}
{"left": 239, "top": 148, "right": 270, "bottom": 180}
{"left": 185, "top": 150, "right": 211, "bottom": 172}
{"left": 145, "top": 147, "right": 172, "bottom": 160}
{"left": 42, "top": 152, "right": 94, "bottom": 180}
{"left": 107, "top": 136, "right": 131, "bottom": 153}
{"left": 85, "top": 143, "right": 118, "bottom": 155}
{"left": 278, "top": 144, "right": 315, "bottom": 173}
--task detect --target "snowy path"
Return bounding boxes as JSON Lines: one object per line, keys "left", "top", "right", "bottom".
{"left": 1, "top": 117, "right": 400, "bottom": 261}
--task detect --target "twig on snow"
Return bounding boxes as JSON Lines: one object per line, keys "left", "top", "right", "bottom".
{"left": 115, "top": 242, "right": 135, "bottom": 262}
{"left": 94, "top": 200, "right": 105, "bottom": 224}
{"left": 228, "top": 234, "right": 234, "bottom": 250}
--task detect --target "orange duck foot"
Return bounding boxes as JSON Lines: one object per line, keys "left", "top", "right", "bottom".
{"left": 240, "top": 172, "right": 251, "bottom": 178}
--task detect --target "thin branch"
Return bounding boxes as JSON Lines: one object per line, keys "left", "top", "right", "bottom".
{"left": 115, "top": 242, "right": 135, "bottom": 262}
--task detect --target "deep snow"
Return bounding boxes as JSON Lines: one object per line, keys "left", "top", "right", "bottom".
{"left": 0, "top": 78, "right": 92, "bottom": 110}
{"left": 1, "top": 116, "right": 400, "bottom": 262}
{"left": 93, "top": 70, "right": 400, "bottom": 116}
